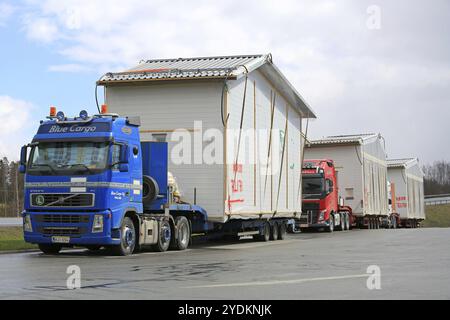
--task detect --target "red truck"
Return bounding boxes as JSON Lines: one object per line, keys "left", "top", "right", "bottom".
{"left": 300, "top": 159, "right": 353, "bottom": 232}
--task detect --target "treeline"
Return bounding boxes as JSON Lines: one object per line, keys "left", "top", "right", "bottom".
{"left": 0, "top": 157, "right": 24, "bottom": 217}
{"left": 423, "top": 161, "right": 450, "bottom": 195}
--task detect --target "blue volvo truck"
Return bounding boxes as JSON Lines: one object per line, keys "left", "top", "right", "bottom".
{"left": 20, "top": 108, "right": 290, "bottom": 255}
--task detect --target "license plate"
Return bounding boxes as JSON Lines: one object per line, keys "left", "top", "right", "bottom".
{"left": 300, "top": 224, "right": 309, "bottom": 228}
{"left": 52, "top": 236, "right": 70, "bottom": 244}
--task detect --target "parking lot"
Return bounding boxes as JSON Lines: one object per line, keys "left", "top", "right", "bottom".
{"left": 0, "top": 228, "right": 449, "bottom": 300}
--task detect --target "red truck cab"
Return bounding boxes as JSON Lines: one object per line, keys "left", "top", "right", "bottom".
{"left": 300, "top": 159, "right": 351, "bottom": 232}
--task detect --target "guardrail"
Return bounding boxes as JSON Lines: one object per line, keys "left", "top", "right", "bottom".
{"left": 425, "top": 197, "right": 450, "bottom": 206}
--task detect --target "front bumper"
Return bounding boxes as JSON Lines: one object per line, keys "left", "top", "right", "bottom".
{"left": 22, "top": 210, "right": 120, "bottom": 246}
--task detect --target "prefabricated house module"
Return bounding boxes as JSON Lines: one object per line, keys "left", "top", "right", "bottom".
{"left": 387, "top": 158, "right": 425, "bottom": 226}
{"left": 98, "top": 54, "right": 316, "bottom": 223}
{"left": 304, "top": 134, "right": 389, "bottom": 226}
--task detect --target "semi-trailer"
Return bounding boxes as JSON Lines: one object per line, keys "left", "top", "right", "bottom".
{"left": 20, "top": 54, "right": 316, "bottom": 255}
{"left": 387, "top": 158, "right": 425, "bottom": 228}
{"left": 300, "top": 159, "right": 352, "bottom": 232}
{"left": 304, "top": 134, "right": 389, "bottom": 229}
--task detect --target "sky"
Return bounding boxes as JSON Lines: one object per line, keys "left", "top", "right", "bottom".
{"left": 0, "top": 0, "right": 449, "bottom": 164}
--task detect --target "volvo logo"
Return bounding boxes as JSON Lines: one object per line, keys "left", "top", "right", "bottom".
{"left": 35, "top": 195, "right": 45, "bottom": 206}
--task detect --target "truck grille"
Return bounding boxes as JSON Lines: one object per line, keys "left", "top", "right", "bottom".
{"left": 42, "top": 227, "right": 82, "bottom": 236}
{"left": 31, "top": 193, "right": 94, "bottom": 207}
{"left": 35, "top": 214, "right": 90, "bottom": 224}
{"left": 301, "top": 203, "right": 320, "bottom": 224}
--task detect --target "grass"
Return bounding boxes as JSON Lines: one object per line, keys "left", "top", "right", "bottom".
{"left": 422, "top": 204, "right": 450, "bottom": 228}
{"left": 0, "top": 227, "right": 37, "bottom": 251}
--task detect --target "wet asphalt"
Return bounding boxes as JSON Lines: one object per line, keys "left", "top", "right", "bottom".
{"left": 0, "top": 228, "right": 449, "bottom": 300}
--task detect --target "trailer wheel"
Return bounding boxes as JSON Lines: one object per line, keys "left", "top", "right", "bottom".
{"left": 278, "top": 222, "right": 287, "bottom": 240}
{"left": 170, "top": 216, "right": 190, "bottom": 251}
{"left": 152, "top": 220, "right": 172, "bottom": 252}
{"left": 270, "top": 223, "right": 279, "bottom": 241}
{"left": 326, "top": 215, "right": 334, "bottom": 233}
{"left": 38, "top": 244, "right": 62, "bottom": 255}
{"left": 111, "top": 217, "right": 136, "bottom": 256}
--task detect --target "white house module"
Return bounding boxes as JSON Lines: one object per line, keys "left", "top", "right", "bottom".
{"left": 98, "top": 54, "right": 316, "bottom": 223}
{"left": 387, "top": 158, "right": 425, "bottom": 222}
{"left": 304, "top": 134, "right": 389, "bottom": 218}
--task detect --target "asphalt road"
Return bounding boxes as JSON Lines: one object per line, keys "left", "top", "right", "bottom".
{"left": 0, "top": 228, "right": 449, "bottom": 300}
{"left": 0, "top": 218, "right": 22, "bottom": 227}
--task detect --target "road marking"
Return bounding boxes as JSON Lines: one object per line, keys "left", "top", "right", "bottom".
{"left": 203, "top": 239, "right": 299, "bottom": 250}
{"left": 183, "top": 274, "right": 369, "bottom": 289}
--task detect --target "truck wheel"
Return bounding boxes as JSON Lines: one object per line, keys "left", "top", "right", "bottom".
{"left": 170, "top": 216, "right": 190, "bottom": 251}
{"left": 345, "top": 214, "right": 350, "bottom": 230}
{"left": 336, "top": 213, "right": 344, "bottom": 231}
{"left": 326, "top": 215, "right": 334, "bottom": 233}
{"left": 392, "top": 217, "right": 397, "bottom": 229}
{"left": 270, "top": 223, "right": 279, "bottom": 241}
{"left": 278, "top": 222, "right": 287, "bottom": 240}
{"left": 111, "top": 217, "right": 136, "bottom": 256}
{"left": 152, "top": 220, "right": 172, "bottom": 252}
{"left": 257, "top": 222, "right": 271, "bottom": 242}
{"left": 38, "top": 244, "right": 62, "bottom": 255}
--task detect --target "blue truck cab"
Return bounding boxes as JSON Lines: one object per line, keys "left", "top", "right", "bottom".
{"left": 20, "top": 108, "right": 209, "bottom": 255}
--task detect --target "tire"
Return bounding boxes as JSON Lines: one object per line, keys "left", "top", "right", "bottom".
{"left": 392, "top": 217, "right": 397, "bottom": 229}
{"left": 270, "top": 223, "right": 279, "bottom": 241}
{"left": 86, "top": 245, "right": 102, "bottom": 252}
{"left": 337, "top": 213, "right": 344, "bottom": 231}
{"left": 152, "top": 219, "right": 172, "bottom": 252}
{"left": 111, "top": 216, "right": 136, "bottom": 256}
{"left": 345, "top": 214, "right": 350, "bottom": 230}
{"left": 278, "top": 222, "right": 287, "bottom": 240}
{"left": 170, "top": 216, "right": 190, "bottom": 251}
{"left": 326, "top": 215, "right": 334, "bottom": 233}
{"left": 258, "top": 222, "right": 271, "bottom": 242}
{"left": 38, "top": 244, "right": 62, "bottom": 255}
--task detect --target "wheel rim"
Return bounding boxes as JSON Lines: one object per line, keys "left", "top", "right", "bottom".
{"left": 161, "top": 223, "right": 171, "bottom": 244}
{"left": 123, "top": 225, "right": 135, "bottom": 248}
{"left": 179, "top": 223, "right": 189, "bottom": 246}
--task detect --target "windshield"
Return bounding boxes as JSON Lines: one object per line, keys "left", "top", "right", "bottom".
{"left": 302, "top": 177, "right": 324, "bottom": 195}
{"left": 28, "top": 141, "right": 109, "bottom": 175}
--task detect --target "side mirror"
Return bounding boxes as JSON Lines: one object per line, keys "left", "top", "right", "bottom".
{"left": 119, "top": 145, "right": 129, "bottom": 164}
{"left": 119, "top": 163, "right": 129, "bottom": 172}
{"left": 19, "top": 146, "right": 27, "bottom": 173}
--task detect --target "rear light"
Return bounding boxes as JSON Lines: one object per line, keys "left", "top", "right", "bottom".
{"left": 101, "top": 104, "right": 108, "bottom": 114}
{"left": 50, "top": 106, "right": 56, "bottom": 117}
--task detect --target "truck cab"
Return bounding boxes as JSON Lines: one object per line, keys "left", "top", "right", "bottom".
{"left": 20, "top": 107, "right": 206, "bottom": 255}
{"left": 300, "top": 159, "right": 350, "bottom": 232}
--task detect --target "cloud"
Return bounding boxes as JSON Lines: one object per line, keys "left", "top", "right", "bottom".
{"left": 0, "top": 2, "right": 15, "bottom": 26}
{"left": 0, "top": 96, "right": 35, "bottom": 160}
{"left": 23, "top": 16, "right": 59, "bottom": 43}
{"left": 14, "top": 0, "right": 450, "bottom": 162}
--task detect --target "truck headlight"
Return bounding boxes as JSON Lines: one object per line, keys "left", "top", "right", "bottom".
{"left": 318, "top": 210, "right": 326, "bottom": 221}
{"left": 92, "top": 215, "right": 104, "bottom": 233}
{"left": 24, "top": 214, "right": 33, "bottom": 232}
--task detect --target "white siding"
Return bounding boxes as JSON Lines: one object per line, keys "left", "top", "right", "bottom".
{"left": 105, "top": 82, "right": 225, "bottom": 221}
{"left": 388, "top": 160, "right": 425, "bottom": 220}
{"left": 105, "top": 74, "right": 306, "bottom": 223}
{"left": 225, "top": 70, "right": 302, "bottom": 219}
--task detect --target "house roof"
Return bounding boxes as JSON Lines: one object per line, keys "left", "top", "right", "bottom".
{"left": 387, "top": 158, "right": 418, "bottom": 168}
{"left": 97, "top": 53, "right": 316, "bottom": 118}
{"left": 307, "top": 133, "right": 379, "bottom": 146}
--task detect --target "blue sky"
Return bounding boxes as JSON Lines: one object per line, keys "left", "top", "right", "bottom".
{"left": 0, "top": 0, "right": 449, "bottom": 164}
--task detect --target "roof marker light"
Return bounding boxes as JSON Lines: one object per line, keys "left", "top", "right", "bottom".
{"left": 79, "top": 110, "right": 89, "bottom": 120}
{"left": 56, "top": 111, "right": 65, "bottom": 121}
{"left": 50, "top": 106, "right": 57, "bottom": 117}
{"left": 101, "top": 104, "right": 108, "bottom": 114}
